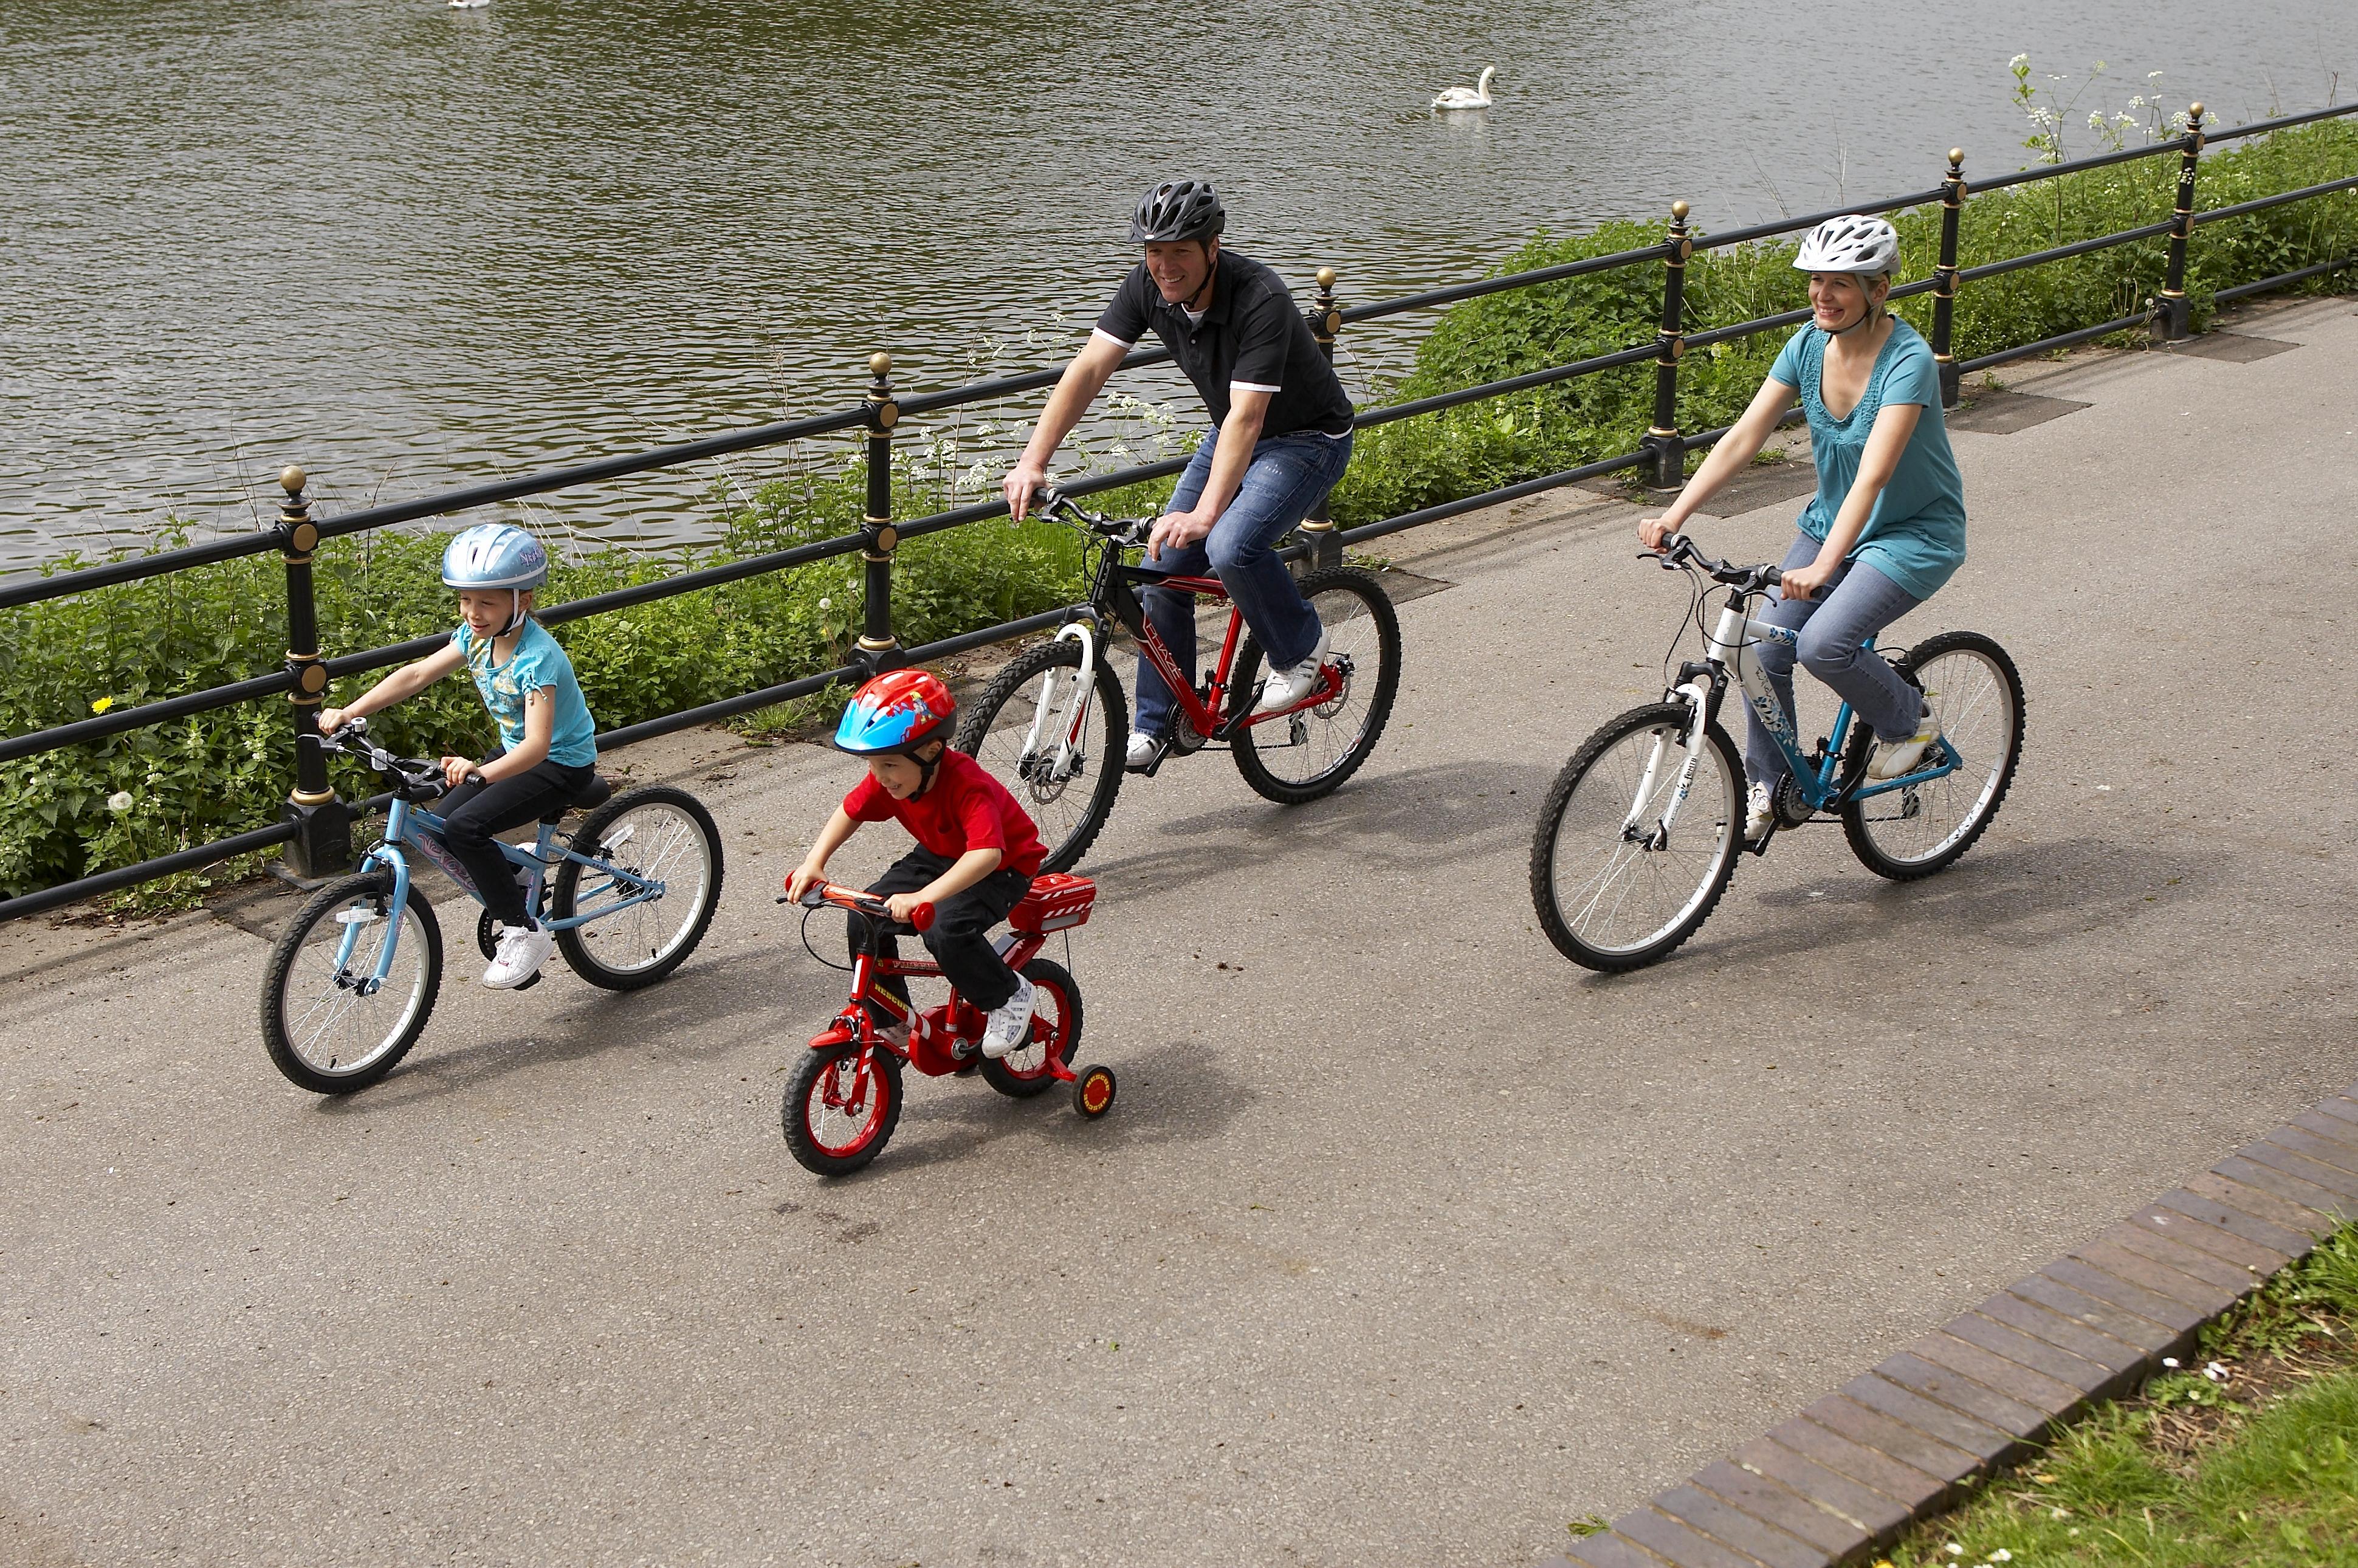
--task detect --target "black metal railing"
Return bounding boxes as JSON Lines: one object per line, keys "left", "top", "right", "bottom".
{"left": 3, "top": 97, "right": 2354, "bottom": 923}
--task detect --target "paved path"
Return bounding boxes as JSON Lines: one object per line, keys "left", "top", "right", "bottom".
{"left": 4, "top": 297, "right": 2356, "bottom": 1568}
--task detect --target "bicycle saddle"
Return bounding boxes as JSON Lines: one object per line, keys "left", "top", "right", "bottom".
{"left": 539, "top": 774, "right": 614, "bottom": 824}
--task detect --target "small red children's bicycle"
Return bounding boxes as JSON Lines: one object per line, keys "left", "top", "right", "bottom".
{"left": 779, "top": 872, "right": 1116, "bottom": 1176}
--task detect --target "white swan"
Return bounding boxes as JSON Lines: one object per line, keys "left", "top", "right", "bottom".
{"left": 1432, "top": 66, "right": 1496, "bottom": 111}
{"left": 449, "top": 0, "right": 489, "bottom": 9}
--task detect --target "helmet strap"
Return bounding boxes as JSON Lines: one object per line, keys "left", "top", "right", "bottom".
{"left": 501, "top": 588, "right": 528, "bottom": 636}
{"left": 1830, "top": 277, "right": 1887, "bottom": 337}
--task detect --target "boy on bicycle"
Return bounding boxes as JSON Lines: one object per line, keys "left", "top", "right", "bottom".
{"left": 786, "top": 670, "right": 1048, "bottom": 1059}
{"left": 316, "top": 523, "right": 599, "bottom": 990}
{"left": 1001, "top": 179, "right": 1355, "bottom": 772}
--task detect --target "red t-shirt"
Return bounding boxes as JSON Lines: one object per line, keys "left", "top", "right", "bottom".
{"left": 842, "top": 749, "right": 1046, "bottom": 878}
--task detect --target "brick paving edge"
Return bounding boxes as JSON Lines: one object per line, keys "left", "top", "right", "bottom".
{"left": 1538, "top": 1079, "right": 2358, "bottom": 1568}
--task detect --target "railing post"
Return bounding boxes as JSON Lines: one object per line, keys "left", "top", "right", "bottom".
{"left": 1933, "top": 148, "right": 1966, "bottom": 408}
{"left": 854, "top": 352, "right": 903, "bottom": 675}
{"left": 275, "top": 465, "right": 349, "bottom": 879}
{"left": 1643, "top": 201, "right": 1691, "bottom": 490}
{"left": 2157, "top": 101, "right": 2205, "bottom": 343}
{"left": 1295, "top": 265, "right": 1345, "bottom": 575}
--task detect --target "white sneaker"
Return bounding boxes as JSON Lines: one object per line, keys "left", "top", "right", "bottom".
{"left": 1745, "top": 782, "right": 1775, "bottom": 842}
{"left": 483, "top": 923, "right": 555, "bottom": 989}
{"left": 1869, "top": 701, "right": 1941, "bottom": 781}
{"left": 979, "top": 976, "right": 1037, "bottom": 1059}
{"left": 1125, "top": 731, "right": 1161, "bottom": 771}
{"left": 1251, "top": 624, "right": 1332, "bottom": 715}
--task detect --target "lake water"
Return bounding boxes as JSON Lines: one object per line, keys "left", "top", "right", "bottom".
{"left": 4, "top": 0, "right": 2354, "bottom": 572}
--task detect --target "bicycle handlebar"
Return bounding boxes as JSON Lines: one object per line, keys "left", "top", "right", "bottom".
{"left": 1034, "top": 487, "right": 1153, "bottom": 548}
{"left": 1649, "top": 533, "right": 1786, "bottom": 592}
{"left": 319, "top": 720, "right": 450, "bottom": 800}
{"left": 776, "top": 879, "right": 937, "bottom": 933}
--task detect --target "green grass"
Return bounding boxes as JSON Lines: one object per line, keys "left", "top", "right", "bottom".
{"left": 1882, "top": 1228, "right": 2358, "bottom": 1568}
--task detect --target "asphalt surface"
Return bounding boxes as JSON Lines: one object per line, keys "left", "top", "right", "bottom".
{"left": 5, "top": 297, "right": 2356, "bottom": 1568}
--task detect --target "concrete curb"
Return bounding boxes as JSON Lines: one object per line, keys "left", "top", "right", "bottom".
{"left": 1542, "top": 1081, "right": 2358, "bottom": 1568}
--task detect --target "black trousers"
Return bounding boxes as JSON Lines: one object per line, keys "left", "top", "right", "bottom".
{"left": 437, "top": 752, "right": 597, "bottom": 927}
{"left": 850, "top": 849, "right": 1034, "bottom": 1017}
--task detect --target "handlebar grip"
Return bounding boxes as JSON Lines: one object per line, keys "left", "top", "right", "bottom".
{"left": 908, "top": 902, "right": 935, "bottom": 933}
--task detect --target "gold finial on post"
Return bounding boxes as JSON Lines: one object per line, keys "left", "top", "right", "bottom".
{"left": 280, "top": 464, "right": 307, "bottom": 496}
{"left": 2188, "top": 101, "right": 2205, "bottom": 123}
{"left": 1670, "top": 199, "right": 1689, "bottom": 222}
{"left": 868, "top": 351, "right": 893, "bottom": 379}
{"left": 1316, "top": 266, "right": 1337, "bottom": 290}
{"left": 1948, "top": 147, "right": 1965, "bottom": 170}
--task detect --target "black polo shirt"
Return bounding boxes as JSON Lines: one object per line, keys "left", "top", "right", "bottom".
{"left": 1093, "top": 250, "right": 1355, "bottom": 438}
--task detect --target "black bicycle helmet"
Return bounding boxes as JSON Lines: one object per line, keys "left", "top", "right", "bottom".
{"left": 1129, "top": 180, "right": 1226, "bottom": 244}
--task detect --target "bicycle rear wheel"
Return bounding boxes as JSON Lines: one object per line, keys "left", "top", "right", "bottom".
{"left": 1231, "top": 567, "right": 1402, "bottom": 805}
{"left": 957, "top": 639, "right": 1127, "bottom": 873}
{"left": 1842, "top": 631, "right": 2024, "bottom": 879}
{"left": 552, "top": 786, "right": 724, "bottom": 989}
{"left": 260, "top": 870, "right": 442, "bottom": 1093}
{"left": 1530, "top": 701, "right": 1743, "bottom": 972}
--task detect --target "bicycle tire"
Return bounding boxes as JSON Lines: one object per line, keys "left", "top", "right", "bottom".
{"left": 260, "top": 869, "right": 443, "bottom": 1093}
{"left": 551, "top": 785, "right": 724, "bottom": 990}
{"left": 783, "top": 1045, "right": 902, "bottom": 1177}
{"left": 956, "top": 639, "right": 1127, "bottom": 873}
{"left": 1530, "top": 701, "right": 1744, "bottom": 972}
{"left": 978, "top": 957, "right": 1083, "bottom": 1099}
{"left": 1231, "top": 567, "right": 1403, "bottom": 805}
{"left": 1842, "top": 631, "right": 2025, "bottom": 880}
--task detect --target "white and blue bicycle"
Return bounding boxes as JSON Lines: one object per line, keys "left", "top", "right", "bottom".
{"left": 1530, "top": 533, "right": 2024, "bottom": 972}
{"left": 258, "top": 720, "right": 723, "bottom": 1092}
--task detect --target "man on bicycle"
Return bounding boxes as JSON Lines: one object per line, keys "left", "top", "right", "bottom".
{"left": 1002, "top": 179, "right": 1355, "bottom": 772}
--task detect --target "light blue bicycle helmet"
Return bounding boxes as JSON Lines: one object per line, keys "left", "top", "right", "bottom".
{"left": 441, "top": 524, "right": 549, "bottom": 634}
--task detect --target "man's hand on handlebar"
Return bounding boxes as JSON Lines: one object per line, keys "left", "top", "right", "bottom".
{"left": 1147, "top": 506, "right": 1214, "bottom": 562}
{"left": 1002, "top": 464, "right": 1049, "bottom": 523}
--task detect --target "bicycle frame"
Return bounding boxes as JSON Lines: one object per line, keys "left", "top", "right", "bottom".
{"left": 818, "top": 923, "right": 1064, "bottom": 1081}
{"left": 1023, "top": 531, "right": 1344, "bottom": 768}
{"left": 1638, "top": 589, "right": 1964, "bottom": 845}
{"left": 328, "top": 794, "right": 670, "bottom": 994}
{"left": 1699, "top": 592, "right": 1962, "bottom": 811}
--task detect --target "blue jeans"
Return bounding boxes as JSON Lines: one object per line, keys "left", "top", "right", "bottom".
{"left": 1745, "top": 532, "right": 1928, "bottom": 788}
{"left": 1133, "top": 427, "right": 1353, "bottom": 737}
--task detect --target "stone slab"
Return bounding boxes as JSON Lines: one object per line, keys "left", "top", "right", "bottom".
{"left": 1689, "top": 1459, "right": 1871, "bottom": 1559}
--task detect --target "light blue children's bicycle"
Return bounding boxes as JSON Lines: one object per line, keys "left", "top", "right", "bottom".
{"left": 1530, "top": 533, "right": 2024, "bottom": 972}
{"left": 258, "top": 720, "right": 724, "bottom": 1092}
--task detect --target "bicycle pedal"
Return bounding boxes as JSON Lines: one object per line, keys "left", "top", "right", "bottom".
{"left": 512, "top": 971, "right": 543, "bottom": 991}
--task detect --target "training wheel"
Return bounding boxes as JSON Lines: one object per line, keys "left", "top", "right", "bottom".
{"left": 1071, "top": 1064, "right": 1116, "bottom": 1119}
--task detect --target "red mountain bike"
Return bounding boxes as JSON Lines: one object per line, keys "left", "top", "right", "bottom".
{"left": 957, "top": 489, "right": 1402, "bottom": 872}
{"left": 780, "top": 873, "right": 1115, "bottom": 1177}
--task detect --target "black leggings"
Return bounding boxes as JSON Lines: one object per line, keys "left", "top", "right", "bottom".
{"left": 436, "top": 753, "right": 597, "bottom": 927}
{"left": 848, "top": 849, "right": 1034, "bottom": 1017}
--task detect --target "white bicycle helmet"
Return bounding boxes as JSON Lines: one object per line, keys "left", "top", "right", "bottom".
{"left": 442, "top": 523, "right": 548, "bottom": 634}
{"left": 1793, "top": 215, "right": 1901, "bottom": 278}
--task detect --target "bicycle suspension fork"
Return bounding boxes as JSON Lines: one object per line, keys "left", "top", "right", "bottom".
{"left": 1020, "top": 619, "right": 1101, "bottom": 780}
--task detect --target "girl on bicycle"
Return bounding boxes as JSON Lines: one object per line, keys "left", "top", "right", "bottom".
{"left": 786, "top": 670, "right": 1048, "bottom": 1059}
{"left": 316, "top": 523, "right": 599, "bottom": 990}
{"left": 1639, "top": 215, "right": 1966, "bottom": 841}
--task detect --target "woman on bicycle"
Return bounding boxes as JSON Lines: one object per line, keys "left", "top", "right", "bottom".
{"left": 317, "top": 523, "right": 599, "bottom": 989}
{"left": 1638, "top": 214, "right": 1966, "bottom": 841}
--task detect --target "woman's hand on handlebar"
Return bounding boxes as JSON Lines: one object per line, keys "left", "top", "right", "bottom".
{"left": 1637, "top": 515, "right": 1681, "bottom": 552}
{"left": 1778, "top": 557, "right": 1835, "bottom": 603}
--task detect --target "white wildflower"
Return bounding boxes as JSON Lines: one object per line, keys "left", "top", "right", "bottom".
{"left": 2204, "top": 1360, "right": 2229, "bottom": 1381}
{"left": 106, "top": 790, "right": 135, "bottom": 813}
{"left": 2162, "top": 1356, "right": 2179, "bottom": 1369}
{"left": 1946, "top": 1548, "right": 1964, "bottom": 1559}
{"left": 1995, "top": 1553, "right": 2014, "bottom": 1563}
{"left": 2089, "top": 111, "right": 2106, "bottom": 130}
{"left": 2010, "top": 53, "right": 2030, "bottom": 70}
{"left": 817, "top": 596, "right": 832, "bottom": 610}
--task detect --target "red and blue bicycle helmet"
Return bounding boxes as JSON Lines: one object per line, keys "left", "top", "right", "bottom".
{"left": 836, "top": 670, "right": 957, "bottom": 789}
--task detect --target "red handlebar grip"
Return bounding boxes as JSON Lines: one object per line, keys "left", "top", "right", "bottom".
{"left": 909, "top": 902, "right": 936, "bottom": 933}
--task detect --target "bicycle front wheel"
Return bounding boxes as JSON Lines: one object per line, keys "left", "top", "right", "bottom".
{"left": 957, "top": 639, "right": 1127, "bottom": 873}
{"left": 1842, "top": 631, "right": 2025, "bottom": 879}
{"left": 1231, "top": 566, "right": 1403, "bottom": 805}
{"left": 260, "top": 870, "right": 443, "bottom": 1093}
{"left": 1530, "top": 702, "right": 1744, "bottom": 972}
{"left": 552, "top": 785, "right": 725, "bottom": 989}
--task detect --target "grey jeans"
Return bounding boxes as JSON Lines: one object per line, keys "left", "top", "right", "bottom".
{"left": 1745, "top": 532, "right": 1928, "bottom": 788}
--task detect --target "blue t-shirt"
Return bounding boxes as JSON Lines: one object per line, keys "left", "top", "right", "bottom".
{"left": 450, "top": 619, "right": 599, "bottom": 768}
{"left": 1769, "top": 319, "right": 1967, "bottom": 600}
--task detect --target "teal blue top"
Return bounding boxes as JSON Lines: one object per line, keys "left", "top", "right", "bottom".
{"left": 1768, "top": 318, "right": 1967, "bottom": 600}
{"left": 452, "top": 619, "right": 599, "bottom": 767}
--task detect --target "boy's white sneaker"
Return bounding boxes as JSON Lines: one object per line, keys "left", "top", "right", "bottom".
{"left": 1251, "top": 624, "right": 1332, "bottom": 715}
{"left": 483, "top": 923, "right": 555, "bottom": 989}
{"left": 979, "top": 976, "right": 1037, "bottom": 1059}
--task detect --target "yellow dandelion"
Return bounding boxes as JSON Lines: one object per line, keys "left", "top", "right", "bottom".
{"left": 91, "top": 696, "right": 114, "bottom": 714}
